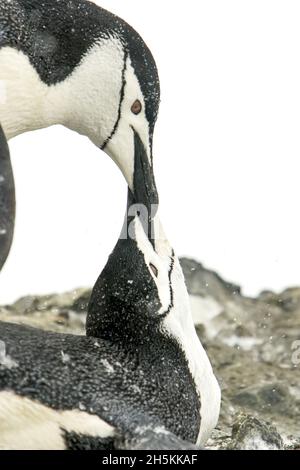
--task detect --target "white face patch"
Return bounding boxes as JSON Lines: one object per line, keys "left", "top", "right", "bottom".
{"left": 0, "top": 391, "right": 115, "bottom": 450}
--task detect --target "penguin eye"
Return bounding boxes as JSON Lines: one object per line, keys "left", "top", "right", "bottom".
{"left": 131, "top": 99, "right": 142, "bottom": 115}
{"left": 150, "top": 263, "right": 158, "bottom": 278}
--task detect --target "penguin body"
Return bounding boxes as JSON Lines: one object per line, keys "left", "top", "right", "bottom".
{"left": 0, "top": 320, "right": 199, "bottom": 450}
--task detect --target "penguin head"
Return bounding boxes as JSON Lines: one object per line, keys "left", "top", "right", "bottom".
{"left": 86, "top": 201, "right": 191, "bottom": 345}
{"left": 62, "top": 33, "right": 160, "bottom": 228}
{"left": 2, "top": 2, "right": 159, "bottom": 240}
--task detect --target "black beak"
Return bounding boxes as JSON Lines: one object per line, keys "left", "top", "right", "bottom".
{"left": 0, "top": 126, "right": 15, "bottom": 272}
{"left": 131, "top": 129, "right": 159, "bottom": 245}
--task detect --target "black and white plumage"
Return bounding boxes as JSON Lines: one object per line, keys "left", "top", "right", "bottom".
{"left": 0, "top": 201, "right": 220, "bottom": 450}
{"left": 0, "top": 0, "right": 160, "bottom": 267}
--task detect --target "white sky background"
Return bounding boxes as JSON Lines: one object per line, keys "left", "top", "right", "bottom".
{"left": 1, "top": 0, "right": 300, "bottom": 303}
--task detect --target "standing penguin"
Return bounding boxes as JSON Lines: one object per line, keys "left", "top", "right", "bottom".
{"left": 0, "top": 197, "right": 221, "bottom": 450}
{"left": 0, "top": 0, "right": 160, "bottom": 267}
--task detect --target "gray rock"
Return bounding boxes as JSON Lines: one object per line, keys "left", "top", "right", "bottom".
{"left": 180, "top": 258, "right": 241, "bottom": 302}
{"left": 229, "top": 414, "right": 283, "bottom": 450}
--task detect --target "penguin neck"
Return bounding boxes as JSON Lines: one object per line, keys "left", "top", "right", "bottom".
{"left": 0, "top": 45, "right": 90, "bottom": 140}
{"left": 0, "top": 39, "right": 125, "bottom": 144}
{"left": 0, "top": 47, "right": 78, "bottom": 139}
{"left": 86, "top": 233, "right": 162, "bottom": 346}
{"left": 160, "top": 264, "right": 221, "bottom": 445}
{"left": 0, "top": 48, "right": 52, "bottom": 139}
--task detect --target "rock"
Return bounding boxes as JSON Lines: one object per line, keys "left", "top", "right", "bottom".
{"left": 229, "top": 414, "right": 283, "bottom": 450}
{"left": 0, "top": 288, "right": 90, "bottom": 334}
{"left": 181, "top": 259, "right": 300, "bottom": 447}
{"left": 180, "top": 258, "right": 241, "bottom": 302}
{"left": 258, "top": 288, "right": 300, "bottom": 313}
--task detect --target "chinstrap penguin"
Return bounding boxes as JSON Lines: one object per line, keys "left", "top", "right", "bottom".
{"left": 0, "top": 196, "right": 221, "bottom": 450}
{"left": 0, "top": 0, "right": 160, "bottom": 266}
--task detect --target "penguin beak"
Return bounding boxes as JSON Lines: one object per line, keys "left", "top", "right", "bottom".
{"left": 131, "top": 129, "right": 159, "bottom": 244}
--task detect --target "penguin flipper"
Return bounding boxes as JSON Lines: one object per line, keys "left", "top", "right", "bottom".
{"left": 116, "top": 428, "right": 199, "bottom": 451}
{"left": 0, "top": 125, "right": 15, "bottom": 272}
